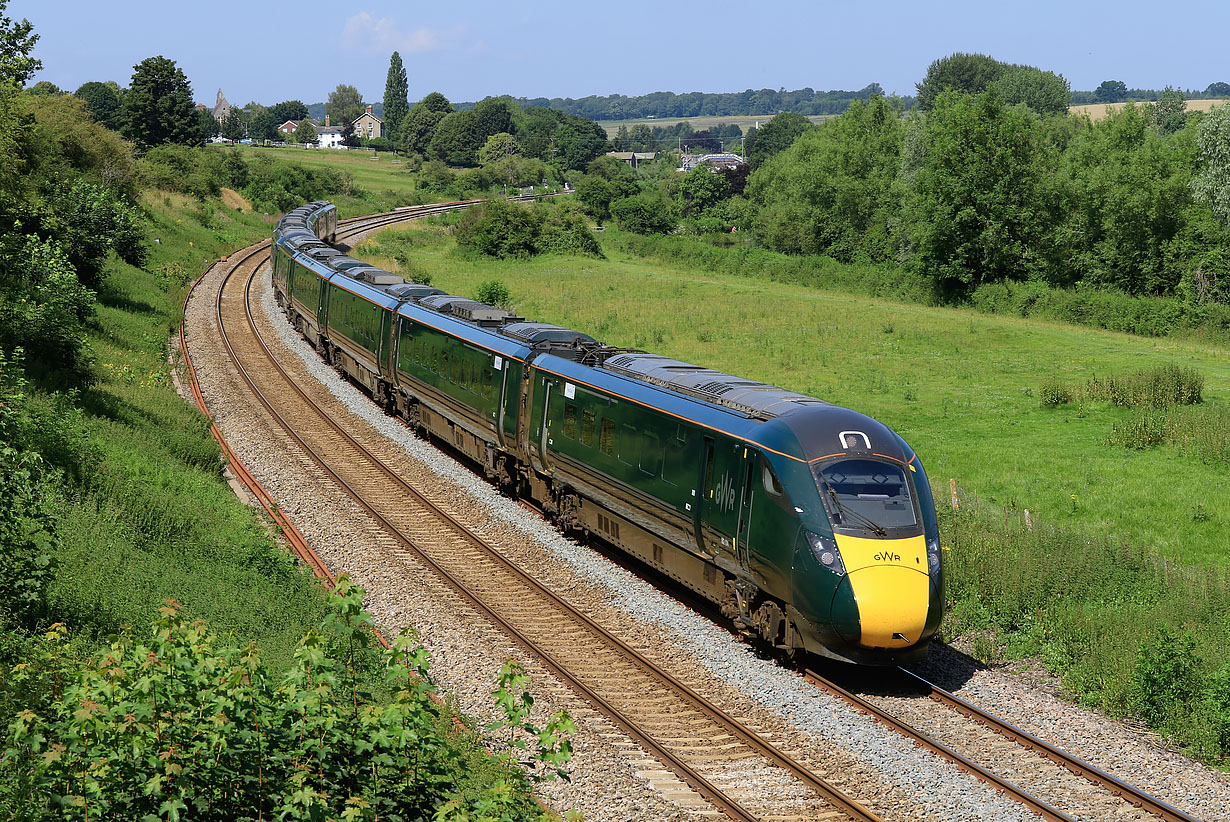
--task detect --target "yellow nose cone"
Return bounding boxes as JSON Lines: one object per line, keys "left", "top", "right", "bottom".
{"left": 835, "top": 534, "right": 930, "bottom": 648}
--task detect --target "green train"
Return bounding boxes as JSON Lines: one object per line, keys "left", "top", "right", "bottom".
{"left": 272, "top": 201, "right": 943, "bottom": 665}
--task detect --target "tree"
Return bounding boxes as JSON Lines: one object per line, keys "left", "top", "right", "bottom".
{"left": 245, "top": 101, "right": 277, "bottom": 141}
{"left": 902, "top": 89, "right": 1060, "bottom": 293}
{"left": 749, "top": 95, "right": 905, "bottom": 261}
{"left": 27, "top": 80, "right": 60, "bottom": 96}
{"left": 341, "top": 119, "right": 358, "bottom": 148}
{"left": 429, "top": 109, "right": 481, "bottom": 166}
{"left": 74, "top": 81, "right": 121, "bottom": 129}
{"left": 419, "top": 91, "right": 453, "bottom": 114}
{"left": 197, "top": 108, "right": 218, "bottom": 140}
{"left": 1206, "top": 82, "right": 1230, "bottom": 98}
{"left": 1192, "top": 103, "right": 1230, "bottom": 224}
{"left": 473, "top": 96, "right": 516, "bottom": 141}
{"left": 992, "top": 66, "right": 1071, "bottom": 115}
{"left": 269, "top": 99, "right": 308, "bottom": 127}
{"left": 575, "top": 175, "right": 614, "bottom": 223}
{"left": 1094, "top": 80, "right": 1128, "bottom": 104}
{"left": 382, "top": 52, "right": 408, "bottom": 144}
{"left": 220, "top": 107, "right": 246, "bottom": 141}
{"left": 120, "top": 55, "right": 201, "bottom": 147}
{"left": 746, "top": 112, "right": 811, "bottom": 167}
{"left": 1149, "top": 86, "right": 1188, "bottom": 136}
{"left": 400, "top": 104, "right": 445, "bottom": 155}
{"left": 478, "top": 132, "right": 519, "bottom": 166}
{"left": 326, "top": 84, "right": 364, "bottom": 129}
{"left": 678, "top": 164, "right": 730, "bottom": 217}
{"left": 0, "top": 0, "right": 40, "bottom": 87}
{"left": 915, "top": 53, "right": 1006, "bottom": 111}
{"left": 294, "top": 118, "right": 317, "bottom": 146}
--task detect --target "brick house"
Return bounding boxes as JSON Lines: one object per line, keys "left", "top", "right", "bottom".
{"left": 352, "top": 105, "right": 383, "bottom": 140}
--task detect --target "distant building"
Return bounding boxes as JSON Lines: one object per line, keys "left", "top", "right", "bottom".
{"left": 317, "top": 126, "right": 344, "bottom": 149}
{"left": 211, "top": 89, "right": 234, "bottom": 124}
{"left": 680, "top": 152, "right": 745, "bottom": 172}
{"left": 277, "top": 120, "right": 298, "bottom": 136}
{"left": 352, "top": 105, "right": 383, "bottom": 140}
{"left": 605, "top": 151, "right": 657, "bottom": 168}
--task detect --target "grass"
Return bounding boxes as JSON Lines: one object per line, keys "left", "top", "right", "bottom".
{"left": 235, "top": 144, "right": 429, "bottom": 215}
{"left": 42, "top": 187, "right": 334, "bottom": 670}
{"left": 355, "top": 223, "right": 1230, "bottom": 569}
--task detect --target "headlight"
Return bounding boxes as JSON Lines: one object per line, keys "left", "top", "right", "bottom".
{"left": 807, "top": 531, "right": 846, "bottom": 576}
{"left": 926, "top": 536, "right": 941, "bottom": 575}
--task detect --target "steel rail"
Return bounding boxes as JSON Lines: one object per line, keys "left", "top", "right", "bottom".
{"left": 899, "top": 668, "right": 1201, "bottom": 822}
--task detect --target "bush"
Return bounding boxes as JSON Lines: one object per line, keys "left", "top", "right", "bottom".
{"left": 475, "top": 279, "right": 512, "bottom": 308}
{"left": 610, "top": 193, "right": 678, "bottom": 235}
{"left": 455, "top": 199, "right": 541, "bottom": 259}
{"left": 0, "top": 236, "right": 97, "bottom": 379}
{"left": 0, "top": 580, "right": 568, "bottom": 821}
{"left": 1085, "top": 364, "right": 1203, "bottom": 408}
{"left": 1132, "top": 628, "right": 1200, "bottom": 728}
{"left": 1038, "top": 377, "right": 1072, "bottom": 406}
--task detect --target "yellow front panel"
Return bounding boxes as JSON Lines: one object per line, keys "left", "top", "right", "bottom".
{"left": 836, "top": 534, "right": 930, "bottom": 648}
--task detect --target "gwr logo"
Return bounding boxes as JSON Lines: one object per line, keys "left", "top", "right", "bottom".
{"left": 874, "top": 552, "right": 901, "bottom": 562}
{"left": 714, "top": 471, "right": 737, "bottom": 513}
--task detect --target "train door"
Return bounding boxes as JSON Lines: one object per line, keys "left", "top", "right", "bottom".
{"left": 734, "top": 449, "right": 755, "bottom": 570}
{"left": 693, "top": 437, "right": 714, "bottom": 554}
{"left": 698, "top": 437, "right": 746, "bottom": 568}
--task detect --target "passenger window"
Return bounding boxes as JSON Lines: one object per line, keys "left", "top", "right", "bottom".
{"left": 600, "top": 419, "right": 616, "bottom": 456}
{"left": 563, "top": 404, "right": 578, "bottom": 439}
{"left": 440, "top": 351, "right": 449, "bottom": 380}
{"left": 763, "top": 462, "right": 784, "bottom": 497}
{"left": 580, "top": 410, "right": 596, "bottom": 447}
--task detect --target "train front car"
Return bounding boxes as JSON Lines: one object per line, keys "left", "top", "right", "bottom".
{"left": 760, "top": 407, "right": 942, "bottom": 665}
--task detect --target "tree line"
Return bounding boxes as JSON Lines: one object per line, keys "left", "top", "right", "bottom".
{"left": 563, "top": 53, "right": 1230, "bottom": 308}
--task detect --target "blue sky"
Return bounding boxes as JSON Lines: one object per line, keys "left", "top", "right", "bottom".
{"left": 16, "top": 0, "right": 1230, "bottom": 107}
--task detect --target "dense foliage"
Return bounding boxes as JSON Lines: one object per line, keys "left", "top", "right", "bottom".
{"left": 1, "top": 581, "right": 569, "bottom": 821}
{"left": 119, "top": 56, "right": 201, "bottom": 148}
{"left": 499, "top": 83, "right": 895, "bottom": 120}
{"left": 455, "top": 198, "right": 601, "bottom": 259}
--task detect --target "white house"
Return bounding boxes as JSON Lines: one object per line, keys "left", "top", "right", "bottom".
{"left": 317, "top": 126, "right": 344, "bottom": 149}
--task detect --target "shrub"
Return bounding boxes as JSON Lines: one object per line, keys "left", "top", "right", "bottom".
{"left": 0, "top": 236, "right": 97, "bottom": 379}
{"left": 1132, "top": 628, "right": 1200, "bottom": 728}
{"left": 475, "top": 279, "right": 512, "bottom": 309}
{"left": 1085, "top": 364, "right": 1203, "bottom": 408}
{"left": 1038, "top": 377, "right": 1073, "bottom": 406}
{"left": 455, "top": 199, "right": 541, "bottom": 259}
{"left": 1, "top": 580, "right": 568, "bottom": 821}
{"left": 610, "top": 193, "right": 678, "bottom": 235}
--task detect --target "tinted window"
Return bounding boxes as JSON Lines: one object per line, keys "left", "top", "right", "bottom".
{"left": 581, "top": 409, "right": 596, "bottom": 447}
{"left": 563, "top": 404, "right": 578, "bottom": 439}
{"left": 813, "top": 458, "right": 917, "bottom": 530}
{"left": 600, "top": 419, "right": 615, "bottom": 455}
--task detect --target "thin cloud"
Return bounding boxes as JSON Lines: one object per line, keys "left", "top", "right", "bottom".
{"left": 341, "top": 12, "right": 462, "bottom": 54}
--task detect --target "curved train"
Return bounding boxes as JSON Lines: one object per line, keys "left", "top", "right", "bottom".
{"left": 272, "top": 201, "right": 943, "bottom": 665}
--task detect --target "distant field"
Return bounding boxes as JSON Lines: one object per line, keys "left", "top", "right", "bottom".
{"left": 234, "top": 144, "right": 422, "bottom": 212}
{"left": 1069, "top": 98, "right": 1226, "bottom": 119}
{"left": 597, "top": 113, "right": 834, "bottom": 138}
{"left": 356, "top": 223, "right": 1230, "bottom": 568}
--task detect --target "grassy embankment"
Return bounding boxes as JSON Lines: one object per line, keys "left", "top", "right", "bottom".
{"left": 56, "top": 188, "right": 329, "bottom": 670}
{"left": 356, "top": 218, "right": 1230, "bottom": 761}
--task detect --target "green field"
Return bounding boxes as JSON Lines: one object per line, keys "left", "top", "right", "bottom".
{"left": 235, "top": 144, "right": 424, "bottom": 213}
{"left": 357, "top": 223, "right": 1230, "bottom": 568}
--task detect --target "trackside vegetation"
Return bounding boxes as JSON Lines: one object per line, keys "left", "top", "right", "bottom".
{"left": 0, "top": 23, "right": 565, "bottom": 818}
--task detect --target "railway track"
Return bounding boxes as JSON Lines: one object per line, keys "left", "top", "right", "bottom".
{"left": 185, "top": 204, "right": 1215, "bottom": 822}
{"left": 202, "top": 206, "right": 885, "bottom": 821}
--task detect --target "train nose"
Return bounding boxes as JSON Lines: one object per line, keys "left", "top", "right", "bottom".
{"left": 829, "top": 534, "right": 931, "bottom": 649}
{"left": 841, "top": 565, "right": 930, "bottom": 647}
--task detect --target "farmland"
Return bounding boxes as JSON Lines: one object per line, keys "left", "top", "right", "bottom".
{"left": 1068, "top": 97, "right": 1224, "bottom": 119}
